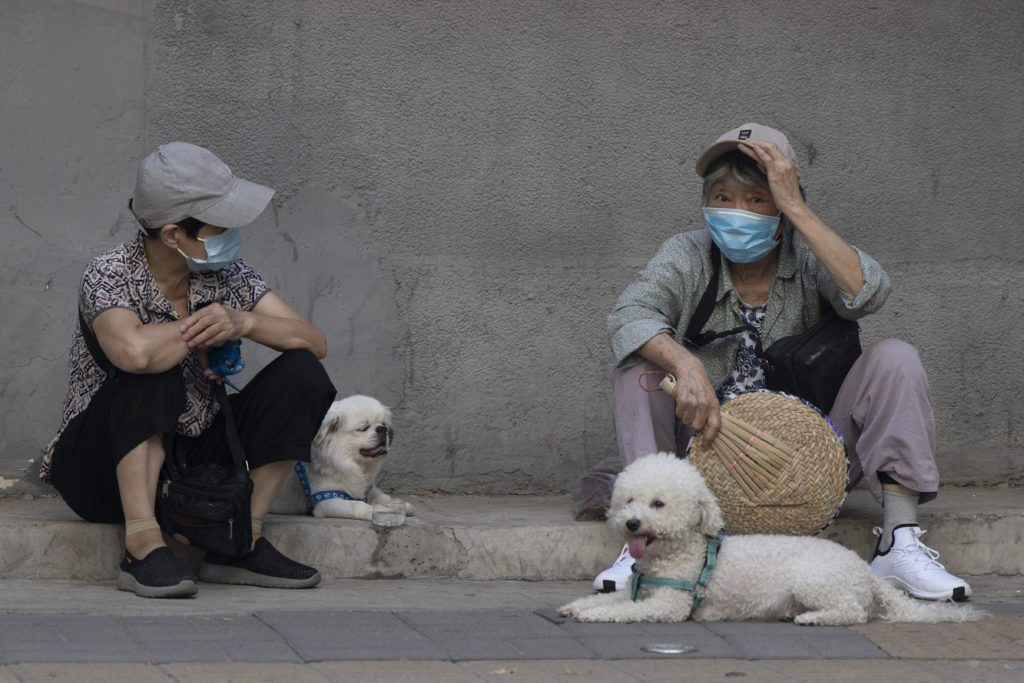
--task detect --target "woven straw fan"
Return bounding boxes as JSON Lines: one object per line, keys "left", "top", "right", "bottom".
{"left": 658, "top": 375, "right": 794, "bottom": 499}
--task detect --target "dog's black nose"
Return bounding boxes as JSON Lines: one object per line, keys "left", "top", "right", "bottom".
{"left": 375, "top": 425, "right": 388, "bottom": 434}
{"left": 626, "top": 518, "right": 640, "bottom": 532}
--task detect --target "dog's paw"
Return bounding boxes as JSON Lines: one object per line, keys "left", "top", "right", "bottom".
{"left": 378, "top": 497, "right": 414, "bottom": 516}
{"left": 556, "top": 603, "right": 578, "bottom": 619}
{"left": 312, "top": 499, "right": 373, "bottom": 520}
{"left": 570, "top": 608, "right": 605, "bottom": 623}
{"left": 573, "top": 606, "right": 626, "bottom": 623}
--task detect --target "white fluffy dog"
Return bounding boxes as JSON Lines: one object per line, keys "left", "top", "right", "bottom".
{"left": 559, "top": 453, "right": 984, "bottom": 625}
{"left": 270, "top": 395, "right": 413, "bottom": 520}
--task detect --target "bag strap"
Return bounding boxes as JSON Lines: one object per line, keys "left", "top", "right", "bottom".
{"left": 682, "top": 244, "right": 720, "bottom": 345}
{"left": 189, "top": 300, "right": 248, "bottom": 471}
{"left": 214, "top": 381, "right": 248, "bottom": 471}
{"left": 683, "top": 244, "right": 755, "bottom": 348}
{"left": 680, "top": 245, "right": 852, "bottom": 365}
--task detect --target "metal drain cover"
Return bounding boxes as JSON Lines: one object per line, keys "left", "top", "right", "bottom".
{"left": 641, "top": 643, "right": 697, "bottom": 655}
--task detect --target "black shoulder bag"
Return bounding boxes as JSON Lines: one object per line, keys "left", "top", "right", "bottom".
{"left": 78, "top": 309, "right": 253, "bottom": 558}
{"left": 157, "top": 382, "right": 253, "bottom": 558}
{"left": 684, "top": 245, "right": 861, "bottom": 413}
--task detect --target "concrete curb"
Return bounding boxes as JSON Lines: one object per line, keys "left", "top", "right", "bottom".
{"left": 1, "top": 487, "right": 1021, "bottom": 581}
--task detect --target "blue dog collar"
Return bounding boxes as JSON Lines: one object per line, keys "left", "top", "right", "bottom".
{"left": 293, "top": 462, "right": 372, "bottom": 513}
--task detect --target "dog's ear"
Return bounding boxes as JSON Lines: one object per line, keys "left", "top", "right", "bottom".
{"left": 698, "top": 491, "right": 726, "bottom": 537}
{"left": 313, "top": 416, "right": 343, "bottom": 449}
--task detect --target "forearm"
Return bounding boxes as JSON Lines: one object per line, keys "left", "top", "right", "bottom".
{"left": 239, "top": 311, "right": 328, "bottom": 359}
{"left": 104, "top": 320, "right": 191, "bottom": 374}
{"left": 785, "top": 204, "right": 863, "bottom": 297}
{"left": 637, "top": 332, "right": 698, "bottom": 377}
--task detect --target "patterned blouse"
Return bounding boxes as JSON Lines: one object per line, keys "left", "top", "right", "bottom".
{"left": 41, "top": 232, "right": 269, "bottom": 482}
{"left": 718, "top": 303, "right": 767, "bottom": 400}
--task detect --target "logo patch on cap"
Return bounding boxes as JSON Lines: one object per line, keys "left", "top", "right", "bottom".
{"left": 738, "top": 129, "right": 752, "bottom": 140}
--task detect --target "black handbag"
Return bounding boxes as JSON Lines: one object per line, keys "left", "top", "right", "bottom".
{"left": 683, "top": 244, "right": 861, "bottom": 412}
{"left": 759, "top": 306, "right": 860, "bottom": 412}
{"left": 77, "top": 307, "right": 253, "bottom": 557}
{"left": 157, "top": 382, "right": 253, "bottom": 558}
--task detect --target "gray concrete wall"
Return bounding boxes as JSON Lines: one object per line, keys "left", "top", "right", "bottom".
{"left": 3, "top": 0, "right": 1022, "bottom": 493}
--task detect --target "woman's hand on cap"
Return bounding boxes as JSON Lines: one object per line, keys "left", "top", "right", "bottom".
{"left": 738, "top": 139, "right": 803, "bottom": 214}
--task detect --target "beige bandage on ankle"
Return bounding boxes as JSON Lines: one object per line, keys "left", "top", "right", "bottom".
{"left": 251, "top": 516, "right": 264, "bottom": 539}
{"left": 124, "top": 517, "right": 160, "bottom": 537}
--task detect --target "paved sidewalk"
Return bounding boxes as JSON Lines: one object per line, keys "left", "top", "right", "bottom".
{"left": 2, "top": 484, "right": 1022, "bottom": 680}
{"left": 2, "top": 576, "right": 1023, "bottom": 681}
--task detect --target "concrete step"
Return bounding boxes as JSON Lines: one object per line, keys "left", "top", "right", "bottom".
{"left": 1, "top": 487, "right": 1021, "bottom": 582}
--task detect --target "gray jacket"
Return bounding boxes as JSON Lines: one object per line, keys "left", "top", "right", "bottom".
{"left": 607, "top": 227, "right": 891, "bottom": 388}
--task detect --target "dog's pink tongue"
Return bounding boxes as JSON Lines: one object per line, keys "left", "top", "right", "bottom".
{"left": 629, "top": 536, "right": 647, "bottom": 560}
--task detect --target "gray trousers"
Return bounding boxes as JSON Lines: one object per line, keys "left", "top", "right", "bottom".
{"left": 610, "top": 339, "right": 939, "bottom": 505}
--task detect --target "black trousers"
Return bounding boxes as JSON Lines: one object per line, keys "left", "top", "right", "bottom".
{"left": 50, "top": 349, "right": 336, "bottom": 523}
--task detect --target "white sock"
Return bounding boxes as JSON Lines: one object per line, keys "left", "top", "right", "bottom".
{"left": 879, "top": 490, "right": 918, "bottom": 552}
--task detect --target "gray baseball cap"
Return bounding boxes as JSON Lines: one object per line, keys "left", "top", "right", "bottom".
{"left": 695, "top": 123, "right": 796, "bottom": 177}
{"left": 131, "top": 142, "right": 275, "bottom": 230}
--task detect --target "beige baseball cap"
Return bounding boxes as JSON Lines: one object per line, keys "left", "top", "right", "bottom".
{"left": 695, "top": 123, "right": 796, "bottom": 177}
{"left": 131, "top": 142, "right": 275, "bottom": 230}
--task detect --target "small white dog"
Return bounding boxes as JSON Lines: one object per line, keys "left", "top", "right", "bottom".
{"left": 270, "top": 395, "right": 413, "bottom": 521}
{"left": 559, "top": 453, "right": 984, "bottom": 625}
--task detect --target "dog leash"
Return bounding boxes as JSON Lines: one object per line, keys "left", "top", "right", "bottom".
{"left": 293, "top": 462, "right": 372, "bottom": 513}
{"left": 629, "top": 532, "right": 723, "bottom": 617}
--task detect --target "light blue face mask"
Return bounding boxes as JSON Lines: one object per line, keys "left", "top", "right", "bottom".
{"left": 178, "top": 228, "right": 242, "bottom": 272}
{"left": 701, "top": 208, "right": 780, "bottom": 264}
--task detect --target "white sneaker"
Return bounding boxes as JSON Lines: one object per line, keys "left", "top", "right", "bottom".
{"left": 870, "top": 524, "right": 972, "bottom": 602}
{"left": 592, "top": 543, "right": 635, "bottom": 592}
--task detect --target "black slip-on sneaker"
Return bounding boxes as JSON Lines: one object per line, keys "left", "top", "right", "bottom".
{"left": 199, "top": 537, "right": 321, "bottom": 588}
{"left": 117, "top": 547, "right": 198, "bottom": 599}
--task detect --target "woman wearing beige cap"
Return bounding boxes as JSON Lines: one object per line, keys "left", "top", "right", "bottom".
{"left": 42, "top": 142, "right": 336, "bottom": 598}
{"left": 584, "top": 123, "right": 970, "bottom": 604}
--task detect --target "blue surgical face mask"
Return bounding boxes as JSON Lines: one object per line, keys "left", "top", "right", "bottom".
{"left": 178, "top": 228, "right": 242, "bottom": 272}
{"left": 702, "top": 208, "right": 780, "bottom": 264}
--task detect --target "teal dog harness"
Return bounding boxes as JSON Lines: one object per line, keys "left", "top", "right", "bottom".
{"left": 629, "top": 533, "right": 723, "bottom": 617}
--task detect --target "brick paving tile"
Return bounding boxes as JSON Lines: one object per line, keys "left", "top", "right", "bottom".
{"left": 160, "top": 661, "right": 333, "bottom": 682}
{"left": 459, "top": 659, "right": 638, "bottom": 682}
{"left": 10, "top": 663, "right": 169, "bottom": 683}
{"left": 852, "top": 614, "right": 1024, "bottom": 660}
{"left": 318, "top": 660, "right": 486, "bottom": 682}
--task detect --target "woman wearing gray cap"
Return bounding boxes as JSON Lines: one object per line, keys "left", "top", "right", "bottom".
{"left": 42, "top": 142, "right": 336, "bottom": 598}
{"left": 587, "top": 123, "right": 970, "bottom": 604}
